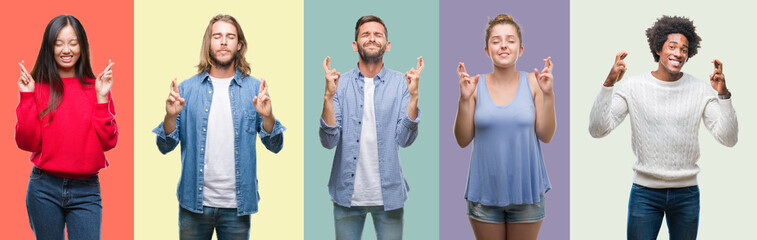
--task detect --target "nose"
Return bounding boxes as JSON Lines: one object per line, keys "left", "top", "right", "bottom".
{"left": 220, "top": 36, "right": 228, "bottom": 45}
{"left": 62, "top": 44, "right": 71, "bottom": 54}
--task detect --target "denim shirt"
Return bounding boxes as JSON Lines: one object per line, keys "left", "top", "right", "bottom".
{"left": 153, "top": 69, "right": 285, "bottom": 216}
{"left": 319, "top": 65, "right": 421, "bottom": 211}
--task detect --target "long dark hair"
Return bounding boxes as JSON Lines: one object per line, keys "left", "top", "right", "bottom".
{"left": 30, "top": 15, "right": 95, "bottom": 118}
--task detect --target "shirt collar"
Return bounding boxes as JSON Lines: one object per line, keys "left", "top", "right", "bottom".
{"left": 201, "top": 68, "right": 245, "bottom": 86}
{"left": 356, "top": 62, "right": 387, "bottom": 82}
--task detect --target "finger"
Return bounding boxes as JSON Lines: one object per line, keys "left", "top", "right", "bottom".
{"left": 323, "top": 56, "right": 331, "bottom": 72}
{"left": 712, "top": 59, "right": 723, "bottom": 74}
{"left": 19, "top": 60, "right": 30, "bottom": 75}
{"left": 457, "top": 62, "right": 464, "bottom": 76}
{"left": 103, "top": 59, "right": 115, "bottom": 73}
{"left": 545, "top": 57, "right": 553, "bottom": 71}
{"left": 473, "top": 74, "right": 480, "bottom": 85}
{"left": 253, "top": 96, "right": 258, "bottom": 105}
{"left": 168, "top": 95, "right": 176, "bottom": 102}
{"left": 461, "top": 62, "right": 467, "bottom": 74}
{"left": 534, "top": 68, "right": 541, "bottom": 80}
{"left": 617, "top": 51, "right": 628, "bottom": 61}
{"left": 618, "top": 67, "right": 626, "bottom": 81}
{"left": 259, "top": 78, "right": 268, "bottom": 94}
{"left": 416, "top": 56, "right": 424, "bottom": 72}
{"left": 178, "top": 97, "right": 185, "bottom": 105}
{"left": 461, "top": 72, "right": 471, "bottom": 78}
{"left": 172, "top": 78, "right": 179, "bottom": 92}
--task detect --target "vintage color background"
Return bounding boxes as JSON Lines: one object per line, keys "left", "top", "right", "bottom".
{"left": 439, "top": 0, "right": 571, "bottom": 239}
{"left": 133, "top": 0, "right": 304, "bottom": 239}
{"left": 303, "top": 0, "right": 440, "bottom": 239}
{"left": 1, "top": 0, "right": 135, "bottom": 239}
{"left": 571, "top": 0, "right": 757, "bottom": 239}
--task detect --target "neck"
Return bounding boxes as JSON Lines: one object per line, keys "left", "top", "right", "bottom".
{"left": 489, "top": 64, "right": 518, "bottom": 83}
{"left": 652, "top": 64, "right": 683, "bottom": 82}
{"left": 358, "top": 59, "right": 383, "bottom": 78}
{"left": 209, "top": 65, "right": 236, "bottom": 78}
{"left": 58, "top": 68, "right": 75, "bottom": 78}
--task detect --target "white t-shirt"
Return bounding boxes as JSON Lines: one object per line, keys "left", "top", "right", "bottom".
{"left": 351, "top": 77, "right": 383, "bottom": 206}
{"left": 202, "top": 76, "right": 238, "bottom": 208}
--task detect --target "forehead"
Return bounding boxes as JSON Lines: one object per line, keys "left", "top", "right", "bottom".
{"left": 665, "top": 33, "right": 688, "bottom": 45}
{"left": 57, "top": 25, "right": 77, "bottom": 39}
{"left": 212, "top": 21, "right": 238, "bottom": 35}
{"left": 489, "top": 24, "right": 518, "bottom": 38}
{"left": 358, "top": 21, "right": 386, "bottom": 35}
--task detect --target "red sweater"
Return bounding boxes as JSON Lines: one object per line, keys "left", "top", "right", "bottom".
{"left": 15, "top": 77, "right": 118, "bottom": 179}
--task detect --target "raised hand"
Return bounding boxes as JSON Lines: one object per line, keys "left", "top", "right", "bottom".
{"left": 165, "top": 78, "right": 185, "bottom": 117}
{"left": 457, "top": 62, "right": 479, "bottom": 100}
{"left": 534, "top": 57, "right": 554, "bottom": 95}
{"left": 95, "top": 59, "right": 115, "bottom": 103}
{"left": 405, "top": 56, "right": 424, "bottom": 97}
{"left": 323, "top": 56, "right": 340, "bottom": 98}
{"left": 18, "top": 60, "right": 35, "bottom": 92}
{"left": 709, "top": 59, "right": 729, "bottom": 95}
{"left": 253, "top": 78, "right": 273, "bottom": 118}
{"left": 604, "top": 51, "right": 628, "bottom": 87}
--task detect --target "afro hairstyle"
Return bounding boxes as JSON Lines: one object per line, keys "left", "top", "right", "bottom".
{"left": 645, "top": 15, "right": 701, "bottom": 62}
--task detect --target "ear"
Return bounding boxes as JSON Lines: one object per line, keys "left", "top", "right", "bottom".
{"left": 385, "top": 41, "right": 391, "bottom": 52}
{"left": 519, "top": 45, "right": 525, "bottom": 57}
{"left": 237, "top": 42, "right": 242, "bottom": 51}
{"left": 484, "top": 47, "right": 490, "bottom": 58}
{"left": 352, "top": 41, "right": 358, "bottom": 52}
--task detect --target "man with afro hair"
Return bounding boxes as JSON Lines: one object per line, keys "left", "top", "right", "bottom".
{"left": 589, "top": 15, "right": 738, "bottom": 240}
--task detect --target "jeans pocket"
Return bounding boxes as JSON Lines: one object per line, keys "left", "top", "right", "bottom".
{"left": 685, "top": 185, "right": 700, "bottom": 194}
{"left": 81, "top": 175, "right": 100, "bottom": 187}
{"left": 29, "top": 167, "right": 44, "bottom": 180}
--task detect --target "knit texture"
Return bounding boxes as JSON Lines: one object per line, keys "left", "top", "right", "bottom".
{"left": 589, "top": 72, "right": 737, "bottom": 188}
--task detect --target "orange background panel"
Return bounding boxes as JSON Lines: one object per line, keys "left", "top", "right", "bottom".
{"left": 1, "top": 0, "right": 134, "bottom": 239}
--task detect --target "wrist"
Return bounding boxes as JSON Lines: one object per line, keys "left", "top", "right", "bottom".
{"left": 718, "top": 90, "right": 731, "bottom": 99}
{"left": 97, "top": 94, "right": 109, "bottom": 103}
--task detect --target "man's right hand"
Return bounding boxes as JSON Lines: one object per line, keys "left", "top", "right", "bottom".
{"left": 166, "top": 78, "right": 185, "bottom": 117}
{"left": 457, "top": 62, "right": 479, "bottom": 101}
{"left": 18, "top": 60, "right": 35, "bottom": 92}
{"left": 604, "top": 51, "right": 628, "bottom": 87}
{"left": 323, "top": 56, "right": 340, "bottom": 99}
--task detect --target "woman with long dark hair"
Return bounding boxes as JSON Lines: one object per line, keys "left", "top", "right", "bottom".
{"left": 453, "top": 14, "right": 556, "bottom": 240}
{"left": 16, "top": 15, "right": 118, "bottom": 239}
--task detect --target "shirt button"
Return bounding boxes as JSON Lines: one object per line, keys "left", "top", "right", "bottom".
{"left": 358, "top": 121, "right": 361, "bottom": 124}
{"left": 199, "top": 187, "right": 202, "bottom": 191}
{"left": 200, "top": 169, "right": 203, "bottom": 173}
{"left": 351, "top": 173, "right": 355, "bottom": 177}
{"left": 356, "top": 140, "right": 359, "bottom": 143}
{"left": 201, "top": 148, "right": 204, "bottom": 151}
{"left": 353, "top": 157, "right": 356, "bottom": 160}
{"left": 208, "top": 90, "right": 212, "bottom": 94}
{"left": 202, "top": 128, "right": 206, "bottom": 132}
{"left": 205, "top": 109, "right": 209, "bottom": 112}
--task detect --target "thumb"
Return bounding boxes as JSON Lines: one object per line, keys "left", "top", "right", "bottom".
{"left": 473, "top": 74, "right": 480, "bottom": 85}
{"left": 253, "top": 96, "right": 258, "bottom": 105}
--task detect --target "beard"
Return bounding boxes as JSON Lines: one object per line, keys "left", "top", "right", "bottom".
{"left": 211, "top": 49, "right": 236, "bottom": 68}
{"left": 357, "top": 42, "right": 385, "bottom": 64}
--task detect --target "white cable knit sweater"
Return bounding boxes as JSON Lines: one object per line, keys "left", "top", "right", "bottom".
{"left": 589, "top": 71, "right": 738, "bottom": 188}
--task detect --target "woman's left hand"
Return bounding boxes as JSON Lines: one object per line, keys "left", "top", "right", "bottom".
{"left": 96, "top": 59, "right": 115, "bottom": 103}
{"left": 534, "top": 57, "right": 554, "bottom": 95}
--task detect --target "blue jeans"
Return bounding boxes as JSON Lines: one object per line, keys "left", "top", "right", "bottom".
{"left": 333, "top": 203, "right": 403, "bottom": 240}
{"left": 179, "top": 206, "right": 250, "bottom": 240}
{"left": 627, "top": 184, "right": 699, "bottom": 240}
{"left": 26, "top": 167, "right": 102, "bottom": 240}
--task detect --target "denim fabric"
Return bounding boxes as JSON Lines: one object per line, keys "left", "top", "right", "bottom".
{"left": 467, "top": 194, "right": 546, "bottom": 224}
{"left": 179, "top": 206, "right": 250, "bottom": 240}
{"left": 320, "top": 65, "right": 421, "bottom": 211}
{"left": 628, "top": 184, "right": 700, "bottom": 240}
{"left": 26, "top": 167, "right": 102, "bottom": 240}
{"left": 154, "top": 69, "right": 285, "bottom": 216}
{"left": 333, "top": 202, "right": 403, "bottom": 240}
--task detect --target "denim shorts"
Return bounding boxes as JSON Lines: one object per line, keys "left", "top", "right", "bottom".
{"left": 467, "top": 195, "right": 545, "bottom": 223}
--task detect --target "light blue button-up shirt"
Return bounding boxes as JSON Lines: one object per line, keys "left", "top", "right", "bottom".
{"left": 153, "top": 69, "right": 285, "bottom": 216}
{"left": 319, "top": 65, "right": 421, "bottom": 211}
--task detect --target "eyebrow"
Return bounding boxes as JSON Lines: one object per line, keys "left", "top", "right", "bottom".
{"left": 212, "top": 33, "right": 236, "bottom": 36}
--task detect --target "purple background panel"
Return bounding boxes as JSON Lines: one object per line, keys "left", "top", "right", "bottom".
{"left": 439, "top": 0, "right": 570, "bottom": 239}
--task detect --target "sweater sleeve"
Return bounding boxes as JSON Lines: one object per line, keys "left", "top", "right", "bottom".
{"left": 93, "top": 93, "right": 119, "bottom": 151}
{"left": 702, "top": 97, "right": 738, "bottom": 147}
{"left": 589, "top": 85, "right": 629, "bottom": 138}
{"left": 15, "top": 92, "right": 42, "bottom": 152}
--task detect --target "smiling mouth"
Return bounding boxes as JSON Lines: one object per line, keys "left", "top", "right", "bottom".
{"left": 669, "top": 58, "right": 682, "bottom": 67}
{"left": 60, "top": 56, "right": 74, "bottom": 63}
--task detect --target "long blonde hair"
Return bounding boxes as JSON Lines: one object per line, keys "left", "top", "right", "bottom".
{"left": 197, "top": 14, "right": 251, "bottom": 76}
